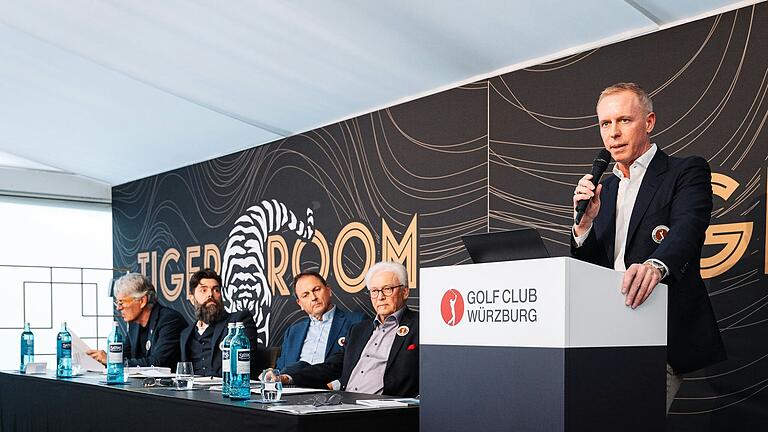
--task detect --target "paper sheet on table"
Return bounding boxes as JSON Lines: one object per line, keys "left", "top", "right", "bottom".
{"left": 355, "top": 399, "right": 409, "bottom": 407}
{"left": 68, "top": 329, "right": 106, "bottom": 372}
{"left": 207, "top": 379, "right": 260, "bottom": 391}
{"left": 267, "top": 403, "right": 371, "bottom": 414}
{"left": 194, "top": 376, "right": 223, "bottom": 385}
{"left": 250, "top": 386, "right": 327, "bottom": 395}
{"left": 126, "top": 367, "right": 173, "bottom": 378}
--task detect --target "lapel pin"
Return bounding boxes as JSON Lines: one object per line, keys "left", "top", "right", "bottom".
{"left": 338, "top": 336, "right": 346, "bottom": 347}
{"left": 145, "top": 340, "right": 152, "bottom": 351}
{"left": 652, "top": 225, "right": 670, "bottom": 244}
{"left": 397, "top": 325, "right": 409, "bottom": 337}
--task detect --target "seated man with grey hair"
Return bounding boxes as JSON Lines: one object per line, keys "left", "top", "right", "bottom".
{"left": 276, "top": 261, "right": 419, "bottom": 397}
{"left": 87, "top": 273, "right": 186, "bottom": 369}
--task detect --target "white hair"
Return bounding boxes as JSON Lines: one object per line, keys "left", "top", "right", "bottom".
{"left": 115, "top": 273, "right": 157, "bottom": 305}
{"left": 364, "top": 261, "right": 408, "bottom": 288}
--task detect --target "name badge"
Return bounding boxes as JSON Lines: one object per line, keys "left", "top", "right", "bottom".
{"left": 397, "top": 325, "right": 409, "bottom": 337}
{"left": 652, "top": 225, "right": 670, "bottom": 244}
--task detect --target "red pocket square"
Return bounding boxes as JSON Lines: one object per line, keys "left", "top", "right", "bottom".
{"left": 407, "top": 343, "right": 417, "bottom": 351}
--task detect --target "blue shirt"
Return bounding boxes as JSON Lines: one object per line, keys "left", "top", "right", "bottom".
{"left": 298, "top": 305, "right": 336, "bottom": 365}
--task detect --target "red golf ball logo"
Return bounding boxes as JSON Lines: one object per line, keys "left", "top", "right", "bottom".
{"left": 440, "top": 289, "right": 464, "bottom": 326}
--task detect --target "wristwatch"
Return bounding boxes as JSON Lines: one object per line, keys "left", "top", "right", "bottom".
{"left": 644, "top": 259, "right": 668, "bottom": 279}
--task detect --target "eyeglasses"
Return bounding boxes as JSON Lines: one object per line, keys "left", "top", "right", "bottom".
{"left": 365, "top": 284, "right": 404, "bottom": 298}
{"left": 113, "top": 296, "right": 140, "bottom": 308}
{"left": 143, "top": 377, "right": 174, "bottom": 387}
{"left": 304, "top": 393, "right": 343, "bottom": 407}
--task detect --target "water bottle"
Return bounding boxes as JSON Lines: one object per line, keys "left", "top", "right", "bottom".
{"left": 20, "top": 323, "right": 34, "bottom": 373}
{"left": 106, "top": 321, "right": 125, "bottom": 383}
{"left": 56, "top": 322, "right": 73, "bottom": 378}
{"left": 229, "top": 322, "right": 251, "bottom": 400}
{"left": 220, "top": 322, "right": 236, "bottom": 397}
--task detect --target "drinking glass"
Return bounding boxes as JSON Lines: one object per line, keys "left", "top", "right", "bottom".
{"left": 71, "top": 352, "right": 83, "bottom": 376}
{"left": 175, "top": 362, "right": 194, "bottom": 390}
{"left": 260, "top": 368, "right": 283, "bottom": 402}
{"left": 123, "top": 358, "right": 130, "bottom": 382}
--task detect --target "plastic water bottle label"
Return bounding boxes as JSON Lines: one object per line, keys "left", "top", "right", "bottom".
{"left": 222, "top": 348, "right": 231, "bottom": 373}
{"left": 236, "top": 349, "right": 250, "bottom": 374}
{"left": 108, "top": 343, "right": 124, "bottom": 364}
{"left": 61, "top": 341, "right": 72, "bottom": 356}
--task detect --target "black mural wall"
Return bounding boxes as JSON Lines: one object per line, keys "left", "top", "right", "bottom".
{"left": 113, "top": 4, "right": 768, "bottom": 429}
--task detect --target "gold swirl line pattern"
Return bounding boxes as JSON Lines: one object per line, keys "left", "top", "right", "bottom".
{"left": 112, "top": 4, "right": 768, "bottom": 420}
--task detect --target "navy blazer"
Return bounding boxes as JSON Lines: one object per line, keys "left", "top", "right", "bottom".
{"left": 124, "top": 303, "right": 185, "bottom": 369}
{"left": 290, "top": 307, "right": 419, "bottom": 397}
{"left": 179, "top": 310, "right": 262, "bottom": 377}
{"left": 571, "top": 150, "right": 726, "bottom": 373}
{"left": 276, "top": 308, "right": 366, "bottom": 373}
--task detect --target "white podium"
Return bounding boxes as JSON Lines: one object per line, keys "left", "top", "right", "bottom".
{"left": 420, "top": 257, "right": 667, "bottom": 432}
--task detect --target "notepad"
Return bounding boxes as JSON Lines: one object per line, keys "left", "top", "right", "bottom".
{"left": 356, "top": 398, "right": 419, "bottom": 407}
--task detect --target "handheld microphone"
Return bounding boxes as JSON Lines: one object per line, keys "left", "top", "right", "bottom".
{"left": 574, "top": 149, "right": 612, "bottom": 225}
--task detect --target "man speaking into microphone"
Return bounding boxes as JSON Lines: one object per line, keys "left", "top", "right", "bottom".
{"left": 570, "top": 83, "right": 725, "bottom": 413}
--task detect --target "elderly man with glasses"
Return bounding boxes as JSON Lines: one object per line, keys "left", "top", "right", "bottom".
{"left": 275, "top": 261, "right": 419, "bottom": 397}
{"left": 87, "top": 273, "right": 185, "bottom": 369}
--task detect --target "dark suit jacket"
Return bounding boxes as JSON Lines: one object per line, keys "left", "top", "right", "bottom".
{"left": 124, "top": 303, "right": 185, "bottom": 369}
{"left": 571, "top": 150, "right": 726, "bottom": 373}
{"left": 275, "top": 308, "right": 366, "bottom": 373}
{"left": 290, "top": 307, "right": 419, "bottom": 397}
{"left": 179, "top": 310, "right": 261, "bottom": 377}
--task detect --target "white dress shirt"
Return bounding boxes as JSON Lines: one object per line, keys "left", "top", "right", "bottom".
{"left": 574, "top": 144, "right": 668, "bottom": 275}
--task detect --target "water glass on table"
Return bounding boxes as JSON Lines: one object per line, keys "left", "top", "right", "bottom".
{"left": 175, "top": 362, "right": 194, "bottom": 390}
{"left": 123, "top": 359, "right": 130, "bottom": 383}
{"left": 71, "top": 352, "right": 83, "bottom": 376}
{"left": 260, "top": 368, "right": 283, "bottom": 402}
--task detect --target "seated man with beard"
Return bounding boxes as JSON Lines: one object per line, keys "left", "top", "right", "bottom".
{"left": 179, "top": 269, "right": 261, "bottom": 377}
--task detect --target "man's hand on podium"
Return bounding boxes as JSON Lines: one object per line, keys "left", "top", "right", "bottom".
{"left": 621, "top": 263, "right": 662, "bottom": 309}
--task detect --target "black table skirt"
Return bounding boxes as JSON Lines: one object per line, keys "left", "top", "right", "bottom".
{"left": 0, "top": 371, "right": 417, "bottom": 432}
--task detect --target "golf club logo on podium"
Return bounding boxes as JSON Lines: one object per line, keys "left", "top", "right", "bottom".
{"left": 440, "top": 289, "right": 465, "bottom": 326}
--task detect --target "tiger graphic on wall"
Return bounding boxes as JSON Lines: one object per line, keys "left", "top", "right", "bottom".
{"left": 221, "top": 199, "right": 315, "bottom": 346}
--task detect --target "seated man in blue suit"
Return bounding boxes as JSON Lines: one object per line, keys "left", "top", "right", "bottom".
{"left": 180, "top": 269, "right": 262, "bottom": 376}
{"left": 275, "top": 262, "right": 419, "bottom": 397}
{"left": 276, "top": 271, "right": 365, "bottom": 381}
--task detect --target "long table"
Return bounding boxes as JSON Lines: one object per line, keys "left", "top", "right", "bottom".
{"left": 0, "top": 371, "right": 418, "bottom": 432}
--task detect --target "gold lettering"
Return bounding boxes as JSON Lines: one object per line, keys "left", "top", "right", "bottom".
{"left": 159, "top": 248, "right": 183, "bottom": 301}
{"left": 702, "top": 174, "right": 753, "bottom": 279}
{"left": 203, "top": 244, "right": 221, "bottom": 274}
{"left": 711, "top": 173, "right": 739, "bottom": 200}
{"left": 292, "top": 229, "right": 330, "bottom": 280}
{"left": 333, "top": 222, "right": 375, "bottom": 293}
{"left": 137, "top": 252, "right": 149, "bottom": 277}
{"left": 268, "top": 235, "right": 290, "bottom": 296}
{"left": 701, "top": 223, "right": 753, "bottom": 279}
{"left": 185, "top": 246, "right": 201, "bottom": 298}
{"left": 151, "top": 251, "right": 158, "bottom": 289}
{"left": 381, "top": 215, "right": 418, "bottom": 288}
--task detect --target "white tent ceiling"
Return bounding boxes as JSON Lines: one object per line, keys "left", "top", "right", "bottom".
{"left": 0, "top": 0, "right": 762, "bottom": 202}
